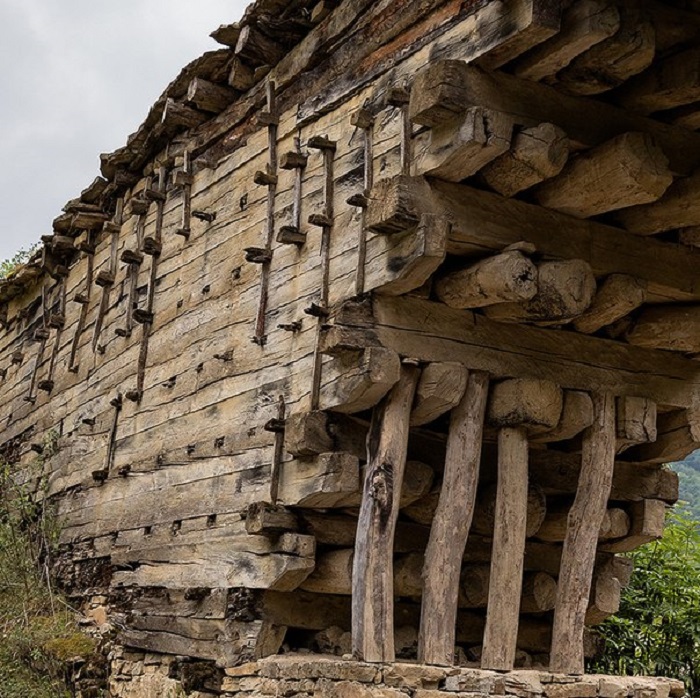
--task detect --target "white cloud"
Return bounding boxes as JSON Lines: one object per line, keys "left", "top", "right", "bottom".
{"left": 0, "top": 0, "right": 248, "bottom": 259}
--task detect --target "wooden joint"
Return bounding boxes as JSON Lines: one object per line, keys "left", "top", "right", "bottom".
{"left": 114, "top": 327, "right": 131, "bottom": 338}
{"left": 143, "top": 237, "right": 163, "bottom": 257}
{"left": 173, "top": 170, "right": 194, "bottom": 187}
{"left": 125, "top": 390, "right": 142, "bottom": 403}
{"left": 308, "top": 213, "right": 333, "bottom": 228}
{"left": 144, "top": 187, "right": 166, "bottom": 202}
{"left": 307, "top": 135, "right": 337, "bottom": 151}
{"left": 133, "top": 309, "right": 154, "bottom": 325}
{"left": 37, "top": 379, "right": 55, "bottom": 393}
{"left": 254, "top": 170, "right": 279, "bottom": 186}
{"left": 47, "top": 313, "right": 66, "bottom": 329}
{"left": 245, "top": 247, "right": 273, "bottom": 264}
{"left": 347, "top": 193, "right": 369, "bottom": 208}
{"left": 118, "top": 465, "right": 131, "bottom": 477}
{"left": 280, "top": 152, "right": 309, "bottom": 170}
{"left": 175, "top": 227, "right": 191, "bottom": 240}
{"left": 103, "top": 221, "right": 121, "bottom": 235}
{"left": 121, "top": 249, "right": 144, "bottom": 266}
{"left": 264, "top": 418, "right": 286, "bottom": 434}
{"left": 258, "top": 110, "right": 280, "bottom": 126}
{"left": 387, "top": 86, "right": 411, "bottom": 107}
{"left": 192, "top": 210, "right": 216, "bottom": 223}
{"left": 304, "top": 303, "right": 329, "bottom": 318}
{"left": 77, "top": 240, "right": 96, "bottom": 255}
{"left": 109, "top": 393, "right": 123, "bottom": 409}
{"left": 91, "top": 468, "right": 109, "bottom": 483}
{"left": 95, "top": 270, "right": 115, "bottom": 287}
{"left": 127, "top": 198, "right": 150, "bottom": 216}
{"left": 33, "top": 328, "right": 50, "bottom": 342}
{"left": 245, "top": 502, "right": 298, "bottom": 535}
{"left": 277, "top": 226, "right": 307, "bottom": 246}
{"left": 351, "top": 108, "right": 374, "bottom": 129}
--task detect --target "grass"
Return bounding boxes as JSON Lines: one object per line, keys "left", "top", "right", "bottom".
{"left": 0, "top": 434, "right": 97, "bottom": 697}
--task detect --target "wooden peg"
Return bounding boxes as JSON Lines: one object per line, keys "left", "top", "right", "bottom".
{"left": 191, "top": 210, "right": 216, "bottom": 222}
{"left": 95, "top": 270, "right": 115, "bottom": 287}
{"left": 254, "top": 169, "right": 278, "bottom": 186}
{"left": 277, "top": 225, "right": 306, "bottom": 246}
{"left": 280, "top": 151, "right": 308, "bottom": 169}
{"left": 277, "top": 320, "right": 302, "bottom": 332}
{"left": 133, "top": 309, "right": 154, "bottom": 325}
{"left": 245, "top": 247, "right": 273, "bottom": 264}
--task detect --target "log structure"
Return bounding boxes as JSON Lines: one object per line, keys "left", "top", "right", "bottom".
{"left": 1, "top": 0, "right": 698, "bottom": 693}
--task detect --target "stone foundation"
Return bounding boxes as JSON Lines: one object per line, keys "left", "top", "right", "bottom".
{"left": 106, "top": 653, "right": 686, "bottom": 698}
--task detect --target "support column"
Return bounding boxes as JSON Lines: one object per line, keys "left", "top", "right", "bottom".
{"left": 352, "top": 362, "right": 420, "bottom": 662}
{"left": 418, "top": 369, "right": 489, "bottom": 666}
{"left": 550, "top": 392, "right": 617, "bottom": 674}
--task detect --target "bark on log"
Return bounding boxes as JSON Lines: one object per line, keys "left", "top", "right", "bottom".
{"left": 481, "top": 123, "right": 568, "bottom": 197}
{"left": 550, "top": 392, "right": 616, "bottom": 675}
{"left": 418, "top": 371, "right": 488, "bottom": 666}
{"left": 484, "top": 260, "right": 596, "bottom": 325}
{"left": 535, "top": 132, "right": 672, "bottom": 218}
{"left": 434, "top": 250, "right": 538, "bottom": 310}
{"left": 352, "top": 364, "right": 420, "bottom": 662}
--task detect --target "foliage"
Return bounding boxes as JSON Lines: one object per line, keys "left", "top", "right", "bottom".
{"left": 673, "top": 454, "right": 700, "bottom": 520}
{"left": 0, "top": 433, "right": 96, "bottom": 697}
{"left": 591, "top": 505, "right": 700, "bottom": 695}
{"left": 0, "top": 244, "right": 39, "bottom": 281}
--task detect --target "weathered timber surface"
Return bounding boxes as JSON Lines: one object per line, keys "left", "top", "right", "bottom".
{"left": 418, "top": 371, "right": 488, "bottom": 666}
{"left": 368, "top": 175, "right": 700, "bottom": 302}
{"left": 331, "top": 296, "right": 700, "bottom": 407}
{"left": 550, "top": 393, "right": 616, "bottom": 675}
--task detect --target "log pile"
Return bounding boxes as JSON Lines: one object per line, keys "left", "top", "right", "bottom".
{"left": 1, "top": 0, "right": 698, "bottom": 687}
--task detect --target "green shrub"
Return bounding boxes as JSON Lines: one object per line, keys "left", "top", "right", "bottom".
{"left": 591, "top": 505, "right": 700, "bottom": 695}
{"left": 0, "top": 245, "right": 39, "bottom": 281}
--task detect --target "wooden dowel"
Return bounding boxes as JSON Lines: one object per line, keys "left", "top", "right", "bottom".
{"left": 418, "top": 370, "right": 488, "bottom": 666}
{"left": 269, "top": 395, "right": 286, "bottom": 503}
{"left": 351, "top": 363, "right": 420, "bottom": 662}
{"left": 352, "top": 108, "right": 374, "bottom": 296}
{"left": 550, "top": 392, "right": 616, "bottom": 675}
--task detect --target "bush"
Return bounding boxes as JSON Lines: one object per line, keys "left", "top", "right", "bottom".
{"left": 0, "top": 433, "right": 96, "bottom": 697}
{"left": 591, "top": 505, "right": 700, "bottom": 695}
{"left": 0, "top": 245, "right": 39, "bottom": 281}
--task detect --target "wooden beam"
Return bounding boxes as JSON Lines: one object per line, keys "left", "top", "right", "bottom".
{"left": 186, "top": 77, "right": 237, "bottom": 114}
{"left": 599, "top": 499, "right": 667, "bottom": 553}
{"left": 573, "top": 275, "right": 648, "bottom": 335}
{"left": 511, "top": 0, "right": 620, "bottom": 82}
{"left": 622, "top": 408, "right": 700, "bottom": 465}
{"left": 616, "top": 396, "right": 657, "bottom": 453}
{"left": 331, "top": 295, "right": 700, "bottom": 408}
{"left": 367, "top": 175, "right": 700, "bottom": 302}
{"left": 626, "top": 305, "right": 700, "bottom": 353}
{"left": 411, "top": 107, "right": 513, "bottom": 181}
{"left": 531, "top": 390, "right": 593, "bottom": 443}
{"left": 555, "top": 3, "right": 655, "bottom": 96}
{"left": 475, "top": 0, "right": 562, "bottom": 70}
{"left": 617, "top": 171, "right": 700, "bottom": 235}
{"left": 481, "top": 122, "right": 569, "bottom": 197}
{"left": 418, "top": 370, "right": 488, "bottom": 666}
{"left": 483, "top": 259, "right": 596, "bottom": 325}
{"left": 550, "top": 392, "right": 616, "bottom": 674}
{"left": 534, "top": 132, "right": 673, "bottom": 218}
{"left": 616, "top": 46, "right": 700, "bottom": 116}
{"left": 408, "top": 61, "right": 700, "bottom": 176}
{"left": 351, "top": 363, "right": 420, "bottom": 662}
{"left": 410, "top": 362, "right": 469, "bottom": 427}
{"left": 434, "top": 250, "right": 538, "bottom": 310}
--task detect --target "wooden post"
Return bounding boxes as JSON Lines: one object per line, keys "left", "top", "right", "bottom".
{"left": 351, "top": 362, "right": 420, "bottom": 662}
{"left": 350, "top": 108, "right": 374, "bottom": 296}
{"left": 418, "top": 370, "right": 489, "bottom": 666}
{"left": 253, "top": 81, "right": 278, "bottom": 346}
{"left": 481, "top": 378, "right": 562, "bottom": 671}
{"left": 93, "top": 199, "right": 122, "bottom": 351}
{"left": 550, "top": 392, "right": 616, "bottom": 675}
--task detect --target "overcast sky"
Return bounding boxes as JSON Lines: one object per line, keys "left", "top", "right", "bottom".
{"left": 0, "top": 0, "right": 249, "bottom": 260}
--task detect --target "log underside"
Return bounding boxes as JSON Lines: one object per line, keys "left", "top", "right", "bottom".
{"left": 2, "top": 0, "right": 698, "bottom": 681}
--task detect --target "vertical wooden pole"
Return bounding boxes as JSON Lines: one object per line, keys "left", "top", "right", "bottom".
{"left": 350, "top": 108, "right": 374, "bottom": 296}
{"left": 352, "top": 362, "right": 420, "bottom": 662}
{"left": 481, "top": 425, "right": 530, "bottom": 671}
{"left": 418, "top": 370, "right": 489, "bottom": 666}
{"left": 550, "top": 392, "right": 617, "bottom": 674}
{"left": 93, "top": 199, "right": 122, "bottom": 351}
{"left": 254, "top": 80, "right": 278, "bottom": 346}
{"left": 269, "top": 395, "right": 286, "bottom": 504}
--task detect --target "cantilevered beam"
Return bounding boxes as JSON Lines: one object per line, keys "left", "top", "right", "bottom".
{"left": 331, "top": 296, "right": 700, "bottom": 408}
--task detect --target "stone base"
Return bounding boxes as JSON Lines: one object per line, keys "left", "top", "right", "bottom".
{"left": 106, "top": 652, "right": 686, "bottom": 698}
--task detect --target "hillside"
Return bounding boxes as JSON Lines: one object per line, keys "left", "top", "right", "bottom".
{"left": 672, "top": 451, "right": 700, "bottom": 519}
